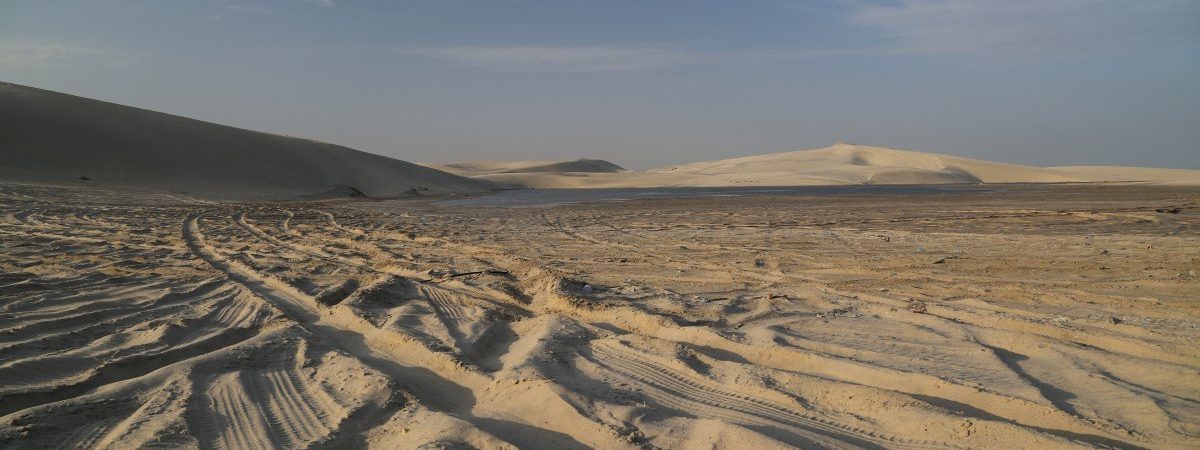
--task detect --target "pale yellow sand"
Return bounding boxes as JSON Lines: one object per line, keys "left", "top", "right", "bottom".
{"left": 1050, "top": 166, "right": 1200, "bottom": 185}
{"left": 438, "top": 143, "right": 1199, "bottom": 189}
{"left": 1, "top": 182, "right": 1197, "bottom": 449}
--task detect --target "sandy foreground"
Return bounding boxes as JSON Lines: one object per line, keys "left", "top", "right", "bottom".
{"left": 0, "top": 182, "right": 1197, "bottom": 449}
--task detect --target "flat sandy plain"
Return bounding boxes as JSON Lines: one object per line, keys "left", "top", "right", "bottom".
{"left": 0, "top": 182, "right": 1197, "bottom": 449}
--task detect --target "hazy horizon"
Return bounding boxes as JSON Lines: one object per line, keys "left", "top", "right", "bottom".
{"left": 2, "top": 0, "right": 1198, "bottom": 170}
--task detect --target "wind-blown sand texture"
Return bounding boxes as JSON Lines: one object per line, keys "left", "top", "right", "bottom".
{"left": 1, "top": 181, "right": 1197, "bottom": 449}
{"left": 440, "top": 143, "right": 1199, "bottom": 189}
{"left": 0, "top": 82, "right": 492, "bottom": 199}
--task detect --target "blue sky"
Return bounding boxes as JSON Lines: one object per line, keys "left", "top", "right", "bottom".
{"left": 2, "top": 0, "right": 1198, "bottom": 169}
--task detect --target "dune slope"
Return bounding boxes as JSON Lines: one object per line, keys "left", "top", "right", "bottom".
{"left": 443, "top": 143, "right": 1198, "bottom": 189}
{"left": 0, "top": 82, "right": 492, "bottom": 199}
{"left": 652, "top": 143, "right": 1080, "bottom": 184}
{"left": 422, "top": 158, "right": 624, "bottom": 177}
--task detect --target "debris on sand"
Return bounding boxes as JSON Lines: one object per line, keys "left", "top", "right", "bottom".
{"left": 908, "top": 301, "right": 928, "bottom": 314}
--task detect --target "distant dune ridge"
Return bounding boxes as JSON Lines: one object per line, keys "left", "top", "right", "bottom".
{"left": 422, "top": 158, "right": 625, "bottom": 176}
{"left": 0, "top": 82, "right": 492, "bottom": 199}
{"left": 434, "top": 142, "right": 1199, "bottom": 189}
{"left": 3, "top": 82, "right": 1195, "bottom": 195}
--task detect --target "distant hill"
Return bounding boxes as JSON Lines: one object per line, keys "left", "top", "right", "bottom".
{"left": 648, "top": 142, "right": 1079, "bottom": 185}
{"left": 0, "top": 82, "right": 493, "bottom": 199}
{"left": 450, "top": 143, "right": 1198, "bottom": 189}
{"left": 422, "top": 158, "right": 624, "bottom": 177}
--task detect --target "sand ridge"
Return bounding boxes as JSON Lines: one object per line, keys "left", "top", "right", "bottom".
{"left": 0, "top": 82, "right": 492, "bottom": 199}
{"left": 434, "top": 143, "right": 1199, "bottom": 189}
{"left": 422, "top": 159, "right": 625, "bottom": 177}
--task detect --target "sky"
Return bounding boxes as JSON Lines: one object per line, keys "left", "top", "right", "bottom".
{"left": 1, "top": 0, "right": 1198, "bottom": 169}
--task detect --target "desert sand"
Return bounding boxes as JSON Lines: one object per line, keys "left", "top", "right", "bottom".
{"left": 2, "top": 84, "right": 1199, "bottom": 449}
{"left": 422, "top": 159, "right": 625, "bottom": 177}
{"left": 0, "top": 82, "right": 492, "bottom": 199}
{"left": 1051, "top": 166, "right": 1200, "bottom": 185}
{"left": 439, "top": 143, "right": 1199, "bottom": 189}
{"left": 1, "top": 181, "right": 1198, "bottom": 449}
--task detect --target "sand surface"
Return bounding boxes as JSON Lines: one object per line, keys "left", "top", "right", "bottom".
{"left": 437, "top": 143, "right": 1199, "bottom": 189}
{"left": 1, "top": 181, "right": 1197, "bottom": 449}
{"left": 1051, "top": 167, "right": 1200, "bottom": 185}
{"left": 0, "top": 82, "right": 491, "bottom": 199}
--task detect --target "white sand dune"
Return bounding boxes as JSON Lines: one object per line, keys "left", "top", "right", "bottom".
{"left": 651, "top": 142, "right": 1079, "bottom": 184}
{"left": 439, "top": 143, "right": 1198, "bottom": 189}
{"left": 422, "top": 158, "right": 624, "bottom": 177}
{"left": 0, "top": 82, "right": 493, "bottom": 199}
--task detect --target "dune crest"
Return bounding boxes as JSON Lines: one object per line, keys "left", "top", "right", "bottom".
{"left": 435, "top": 143, "right": 1198, "bottom": 189}
{"left": 0, "top": 82, "right": 492, "bottom": 199}
{"left": 651, "top": 142, "right": 1080, "bottom": 184}
{"left": 422, "top": 158, "right": 625, "bottom": 177}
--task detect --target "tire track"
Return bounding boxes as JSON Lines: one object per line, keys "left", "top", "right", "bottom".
{"left": 315, "top": 210, "right": 364, "bottom": 236}
{"left": 208, "top": 372, "right": 277, "bottom": 450}
{"left": 278, "top": 209, "right": 300, "bottom": 237}
{"left": 541, "top": 211, "right": 788, "bottom": 285}
{"left": 589, "top": 340, "right": 962, "bottom": 450}
{"left": 233, "top": 210, "right": 338, "bottom": 262}
{"left": 184, "top": 210, "right": 619, "bottom": 449}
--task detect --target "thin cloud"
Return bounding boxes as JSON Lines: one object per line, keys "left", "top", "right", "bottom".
{"left": 226, "top": 4, "right": 273, "bottom": 14}
{"left": 403, "top": 45, "right": 698, "bottom": 73}
{"left": 406, "top": 1, "right": 1200, "bottom": 73}
{"left": 850, "top": 0, "right": 1200, "bottom": 57}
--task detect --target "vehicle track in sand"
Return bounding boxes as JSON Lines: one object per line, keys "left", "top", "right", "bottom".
{"left": 589, "top": 339, "right": 964, "bottom": 449}
{"left": 4, "top": 183, "right": 1194, "bottom": 449}
{"left": 183, "top": 210, "right": 618, "bottom": 449}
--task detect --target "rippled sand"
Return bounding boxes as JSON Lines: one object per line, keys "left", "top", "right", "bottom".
{"left": 1, "top": 182, "right": 1197, "bottom": 449}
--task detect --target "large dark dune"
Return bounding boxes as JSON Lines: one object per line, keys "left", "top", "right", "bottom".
{"left": 0, "top": 82, "right": 492, "bottom": 199}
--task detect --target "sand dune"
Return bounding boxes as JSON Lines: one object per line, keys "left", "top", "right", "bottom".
{"left": 422, "top": 158, "right": 624, "bottom": 177}
{"left": 2, "top": 81, "right": 1198, "bottom": 449}
{"left": 438, "top": 143, "right": 1198, "bottom": 189}
{"left": 652, "top": 142, "right": 1078, "bottom": 183}
{"left": 0, "top": 82, "right": 492, "bottom": 199}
